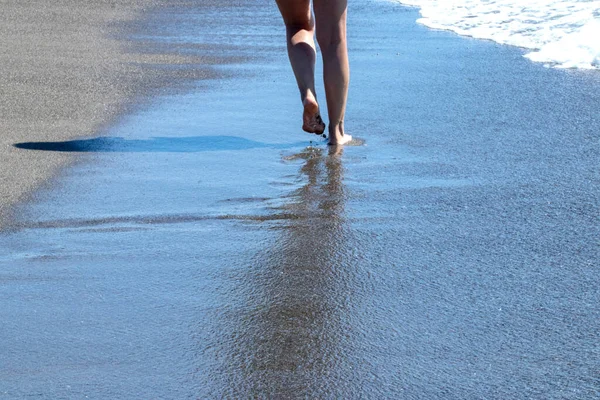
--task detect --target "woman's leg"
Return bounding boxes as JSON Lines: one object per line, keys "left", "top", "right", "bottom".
{"left": 313, "top": 0, "right": 351, "bottom": 145}
{"left": 276, "top": 0, "right": 325, "bottom": 134}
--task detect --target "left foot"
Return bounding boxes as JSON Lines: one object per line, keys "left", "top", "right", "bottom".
{"left": 302, "top": 93, "right": 325, "bottom": 134}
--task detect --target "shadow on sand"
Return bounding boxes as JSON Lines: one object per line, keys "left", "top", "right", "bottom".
{"left": 14, "top": 136, "right": 310, "bottom": 153}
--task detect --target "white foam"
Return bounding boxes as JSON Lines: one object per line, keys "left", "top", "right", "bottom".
{"left": 395, "top": 0, "right": 600, "bottom": 69}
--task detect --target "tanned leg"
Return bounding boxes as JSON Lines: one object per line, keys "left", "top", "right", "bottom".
{"left": 313, "top": 0, "right": 351, "bottom": 145}
{"left": 276, "top": 0, "right": 325, "bottom": 134}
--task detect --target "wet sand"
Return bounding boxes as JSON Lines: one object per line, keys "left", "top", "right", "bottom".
{"left": 2, "top": 0, "right": 600, "bottom": 398}
{"left": 0, "top": 0, "right": 232, "bottom": 227}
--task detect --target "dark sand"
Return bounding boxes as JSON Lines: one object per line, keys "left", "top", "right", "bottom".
{"left": 0, "top": 0, "right": 232, "bottom": 227}
{"left": 2, "top": 0, "right": 600, "bottom": 398}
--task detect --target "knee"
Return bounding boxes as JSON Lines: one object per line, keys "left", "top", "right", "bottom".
{"left": 316, "top": 24, "right": 346, "bottom": 50}
{"left": 285, "top": 17, "right": 314, "bottom": 35}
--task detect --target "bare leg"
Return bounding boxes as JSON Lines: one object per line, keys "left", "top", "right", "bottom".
{"left": 276, "top": 0, "right": 325, "bottom": 134}
{"left": 314, "top": 0, "right": 351, "bottom": 145}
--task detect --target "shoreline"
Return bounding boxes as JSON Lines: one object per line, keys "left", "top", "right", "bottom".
{"left": 0, "top": 1, "right": 236, "bottom": 229}
{"left": 2, "top": 0, "right": 600, "bottom": 397}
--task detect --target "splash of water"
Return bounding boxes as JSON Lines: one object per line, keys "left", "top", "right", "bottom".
{"left": 396, "top": 0, "right": 600, "bottom": 69}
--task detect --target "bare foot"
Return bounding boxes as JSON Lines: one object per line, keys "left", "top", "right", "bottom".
{"left": 327, "top": 122, "right": 352, "bottom": 146}
{"left": 302, "top": 93, "right": 325, "bottom": 134}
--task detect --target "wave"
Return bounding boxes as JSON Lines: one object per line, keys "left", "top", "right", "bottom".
{"left": 396, "top": 0, "right": 600, "bottom": 70}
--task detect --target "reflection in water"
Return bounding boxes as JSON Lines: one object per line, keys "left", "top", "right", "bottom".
{"left": 200, "top": 146, "right": 362, "bottom": 397}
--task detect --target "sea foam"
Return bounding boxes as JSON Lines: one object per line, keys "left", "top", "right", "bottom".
{"left": 395, "top": 0, "right": 600, "bottom": 69}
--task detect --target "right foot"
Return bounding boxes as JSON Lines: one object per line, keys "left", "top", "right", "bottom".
{"left": 302, "top": 94, "right": 325, "bottom": 135}
{"left": 328, "top": 123, "right": 352, "bottom": 146}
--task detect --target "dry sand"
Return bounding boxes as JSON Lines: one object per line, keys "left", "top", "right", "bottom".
{"left": 0, "top": 0, "right": 227, "bottom": 228}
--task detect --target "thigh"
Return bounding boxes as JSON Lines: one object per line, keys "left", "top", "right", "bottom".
{"left": 275, "top": 0, "right": 313, "bottom": 27}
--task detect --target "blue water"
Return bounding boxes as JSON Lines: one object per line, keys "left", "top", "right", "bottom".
{"left": 1, "top": 1, "right": 600, "bottom": 398}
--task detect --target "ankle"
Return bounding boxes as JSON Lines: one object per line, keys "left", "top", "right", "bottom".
{"left": 328, "top": 121, "right": 344, "bottom": 137}
{"left": 301, "top": 89, "right": 317, "bottom": 105}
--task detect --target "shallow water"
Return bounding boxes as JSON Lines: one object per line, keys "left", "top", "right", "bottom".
{"left": 2, "top": 1, "right": 600, "bottom": 398}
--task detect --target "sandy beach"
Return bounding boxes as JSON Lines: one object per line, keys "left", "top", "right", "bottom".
{"left": 1, "top": 0, "right": 600, "bottom": 398}
{"left": 0, "top": 1, "right": 230, "bottom": 227}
